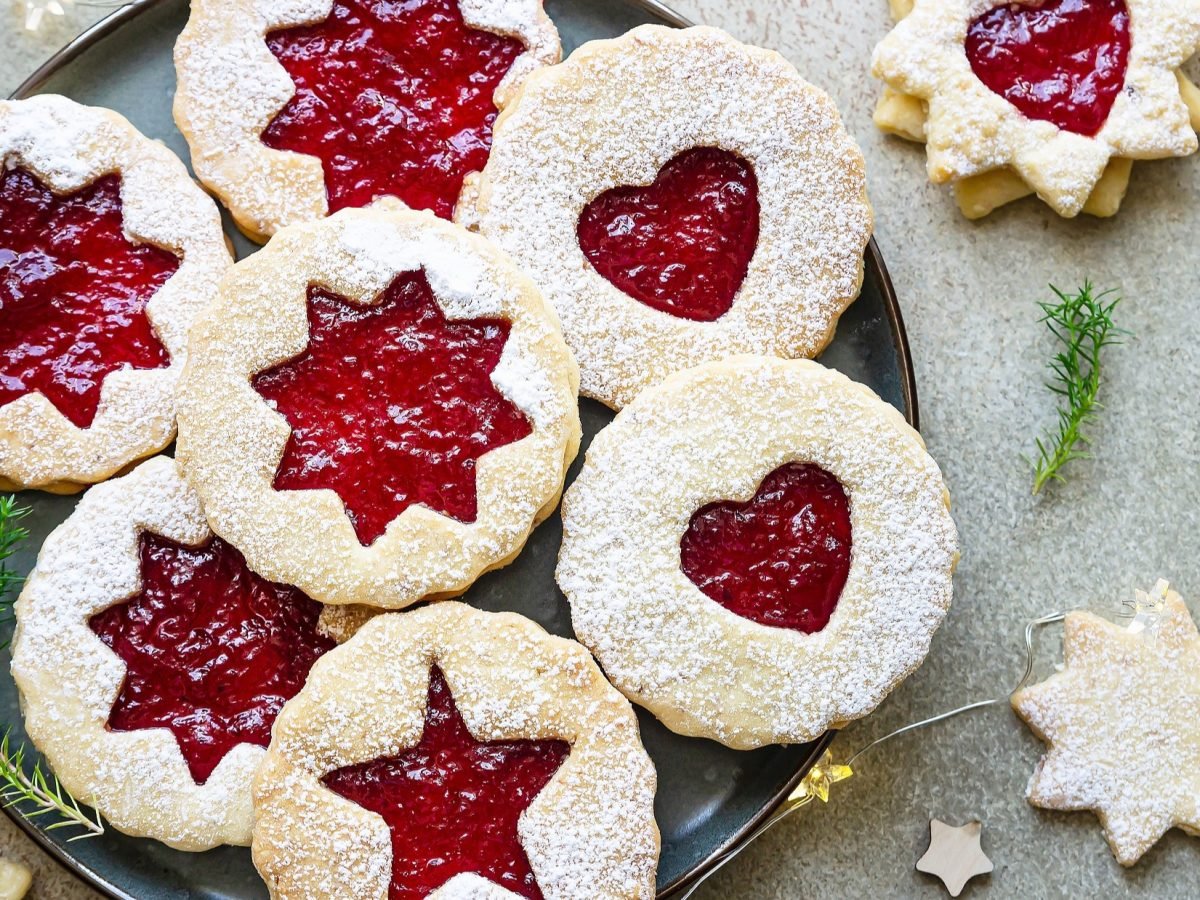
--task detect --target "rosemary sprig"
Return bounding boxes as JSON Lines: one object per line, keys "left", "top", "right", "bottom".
{"left": 1031, "top": 282, "right": 1125, "bottom": 494}
{"left": 0, "top": 730, "right": 103, "bottom": 840}
{"left": 0, "top": 495, "right": 30, "bottom": 644}
{"left": 0, "top": 498, "right": 103, "bottom": 838}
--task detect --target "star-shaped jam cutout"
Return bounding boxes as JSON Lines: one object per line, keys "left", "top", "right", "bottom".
{"left": 0, "top": 167, "right": 176, "bottom": 428}
{"left": 323, "top": 666, "right": 569, "bottom": 899}
{"left": 1012, "top": 581, "right": 1200, "bottom": 865}
{"left": 262, "top": 0, "right": 524, "bottom": 218}
{"left": 251, "top": 269, "right": 532, "bottom": 546}
{"left": 90, "top": 532, "right": 335, "bottom": 784}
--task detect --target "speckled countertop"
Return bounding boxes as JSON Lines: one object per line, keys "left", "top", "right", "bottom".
{"left": 3, "top": 1, "right": 1200, "bottom": 897}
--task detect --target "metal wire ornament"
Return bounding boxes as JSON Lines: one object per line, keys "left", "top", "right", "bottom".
{"left": 677, "top": 610, "right": 1070, "bottom": 900}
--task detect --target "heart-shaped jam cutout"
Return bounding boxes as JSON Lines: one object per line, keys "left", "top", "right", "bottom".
{"left": 576, "top": 147, "right": 759, "bottom": 322}
{"left": 680, "top": 463, "right": 852, "bottom": 633}
{"left": 324, "top": 667, "right": 569, "bottom": 899}
{"left": 90, "top": 533, "right": 335, "bottom": 784}
{"left": 966, "top": 0, "right": 1131, "bottom": 137}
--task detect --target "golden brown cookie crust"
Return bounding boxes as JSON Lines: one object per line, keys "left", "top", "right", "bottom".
{"left": 872, "top": 0, "right": 1200, "bottom": 217}
{"left": 470, "top": 25, "right": 873, "bottom": 410}
{"left": 176, "top": 204, "right": 581, "bottom": 608}
{"left": 252, "top": 603, "right": 660, "bottom": 900}
{"left": 558, "top": 357, "right": 959, "bottom": 749}
{"left": 12, "top": 457, "right": 261, "bottom": 850}
{"left": 173, "top": 0, "right": 561, "bottom": 242}
{"left": 0, "top": 96, "right": 231, "bottom": 491}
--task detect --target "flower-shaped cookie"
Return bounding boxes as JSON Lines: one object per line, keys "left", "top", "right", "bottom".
{"left": 873, "top": 0, "right": 1200, "bottom": 217}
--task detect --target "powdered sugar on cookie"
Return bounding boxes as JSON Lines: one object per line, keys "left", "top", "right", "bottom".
{"left": 558, "top": 357, "right": 958, "bottom": 748}
{"left": 176, "top": 205, "right": 581, "bottom": 608}
{"left": 0, "top": 96, "right": 231, "bottom": 491}
{"left": 252, "top": 604, "right": 660, "bottom": 899}
{"left": 173, "top": 0, "right": 561, "bottom": 241}
{"left": 471, "top": 25, "right": 873, "bottom": 409}
{"left": 1012, "top": 584, "right": 1200, "bottom": 865}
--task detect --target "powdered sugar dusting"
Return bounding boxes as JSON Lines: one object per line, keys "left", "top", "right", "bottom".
{"left": 176, "top": 205, "right": 580, "bottom": 608}
{"left": 10, "top": 457, "right": 258, "bottom": 850}
{"left": 252, "top": 603, "right": 659, "bottom": 899}
{"left": 871, "top": 0, "right": 1200, "bottom": 216}
{"left": 558, "top": 357, "right": 958, "bottom": 748}
{"left": 0, "top": 96, "right": 231, "bottom": 490}
{"left": 1012, "top": 588, "right": 1200, "bottom": 866}
{"left": 173, "top": 0, "right": 561, "bottom": 240}
{"left": 472, "top": 25, "right": 873, "bottom": 409}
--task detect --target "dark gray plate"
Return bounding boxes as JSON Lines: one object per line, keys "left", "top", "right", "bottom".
{"left": 5, "top": 1, "right": 917, "bottom": 896}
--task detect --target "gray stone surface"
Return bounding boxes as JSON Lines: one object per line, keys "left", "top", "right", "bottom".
{"left": 3, "top": 1, "right": 1200, "bottom": 897}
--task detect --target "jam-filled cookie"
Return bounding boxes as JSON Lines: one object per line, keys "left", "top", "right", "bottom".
{"left": 0, "top": 95, "right": 231, "bottom": 493}
{"left": 173, "top": 0, "right": 560, "bottom": 241}
{"left": 558, "top": 356, "right": 959, "bottom": 748}
{"left": 176, "top": 204, "right": 580, "bottom": 608}
{"left": 11, "top": 456, "right": 341, "bottom": 850}
{"left": 252, "top": 602, "right": 659, "bottom": 899}
{"left": 468, "top": 25, "right": 873, "bottom": 409}
{"left": 873, "top": 0, "right": 1200, "bottom": 218}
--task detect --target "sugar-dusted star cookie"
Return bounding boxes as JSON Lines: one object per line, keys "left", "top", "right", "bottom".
{"left": 1012, "top": 581, "right": 1200, "bottom": 865}
{"left": 916, "top": 819, "right": 993, "bottom": 897}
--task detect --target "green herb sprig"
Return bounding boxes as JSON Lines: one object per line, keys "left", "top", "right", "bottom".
{"left": 0, "top": 496, "right": 103, "bottom": 839}
{"left": 0, "top": 496, "right": 30, "bottom": 643}
{"left": 0, "top": 730, "right": 103, "bottom": 840}
{"left": 1031, "top": 283, "right": 1125, "bottom": 494}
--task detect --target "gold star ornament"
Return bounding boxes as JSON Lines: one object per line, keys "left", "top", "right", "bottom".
{"left": 1012, "top": 581, "right": 1200, "bottom": 865}
{"left": 916, "top": 819, "right": 993, "bottom": 897}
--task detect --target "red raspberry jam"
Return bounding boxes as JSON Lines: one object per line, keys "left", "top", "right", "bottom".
{"left": 966, "top": 0, "right": 1130, "bottom": 137}
{"left": 576, "top": 146, "right": 759, "bottom": 322}
{"left": 251, "top": 271, "right": 531, "bottom": 546}
{"left": 90, "top": 532, "right": 335, "bottom": 785}
{"left": 262, "top": 0, "right": 525, "bottom": 219}
{"left": 0, "top": 168, "right": 175, "bottom": 428}
{"left": 680, "top": 463, "right": 852, "bottom": 634}
{"left": 324, "top": 667, "right": 569, "bottom": 900}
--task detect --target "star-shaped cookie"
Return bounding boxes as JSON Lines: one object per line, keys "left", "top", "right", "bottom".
{"left": 1011, "top": 582, "right": 1200, "bottom": 865}
{"left": 872, "top": 0, "right": 1200, "bottom": 218}
{"left": 916, "top": 819, "right": 993, "bottom": 897}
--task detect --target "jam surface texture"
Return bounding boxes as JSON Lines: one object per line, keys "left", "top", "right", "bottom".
{"left": 576, "top": 146, "right": 760, "bottom": 322}
{"left": 680, "top": 462, "right": 853, "bottom": 633}
{"left": 323, "top": 666, "right": 569, "bottom": 900}
{"left": 251, "top": 270, "right": 531, "bottom": 546}
{"left": 0, "top": 168, "right": 176, "bottom": 428}
{"left": 965, "top": 0, "right": 1131, "bottom": 137}
{"left": 90, "top": 533, "right": 335, "bottom": 784}
{"left": 262, "top": 0, "right": 524, "bottom": 218}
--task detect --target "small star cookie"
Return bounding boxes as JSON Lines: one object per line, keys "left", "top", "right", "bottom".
{"left": 872, "top": 0, "right": 1200, "bottom": 218}
{"left": 1011, "top": 582, "right": 1200, "bottom": 865}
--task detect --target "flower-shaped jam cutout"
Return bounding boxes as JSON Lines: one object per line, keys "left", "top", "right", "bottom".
{"left": 577, "top": 147, "right": 760, "bottom": 322}
{"left": 90, "top": 532, "right": 335, "bottom": 784}
{"left": 0, "top": 168, "right": 176, "bottom": 428}
{"left": 262, "top": 0, "right": 524, "bottom": 218}
{"left": 252, "top": 270, "right": 531, "bottom": 546}
{"left": 681, "top": 462, "right": 852, "bottom": 633}
{"left": 324, "top": 666, "right": 569, "bottom": 899}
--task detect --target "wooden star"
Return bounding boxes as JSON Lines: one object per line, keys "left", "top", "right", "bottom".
{"left": 915, "top": 819, "right": 993, "bottom": 897}
{"left": 1012, "top": 582, "right": 1200, "bottom": 865}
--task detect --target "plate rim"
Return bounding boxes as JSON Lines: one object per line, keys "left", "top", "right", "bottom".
{"left": 6, "top": 1, "right": 917, "bottom": 896}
